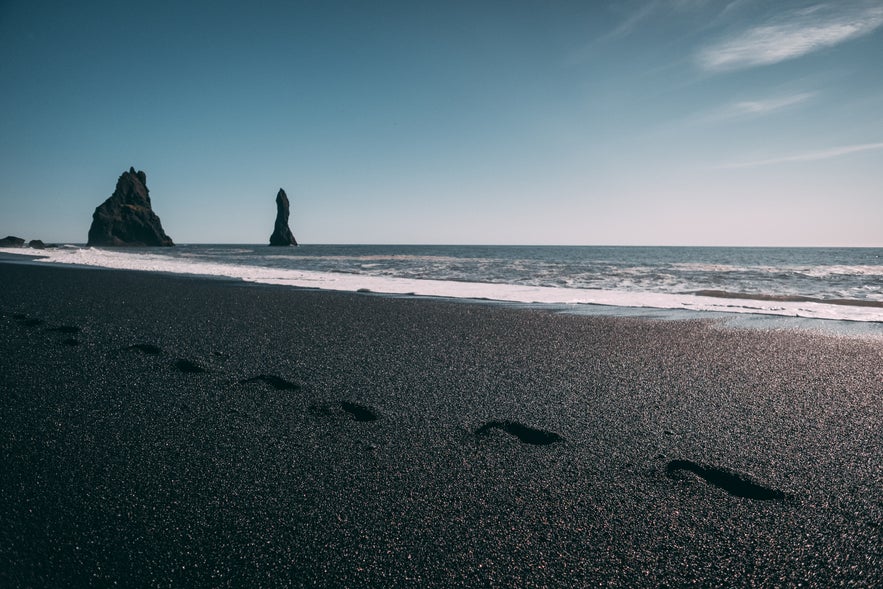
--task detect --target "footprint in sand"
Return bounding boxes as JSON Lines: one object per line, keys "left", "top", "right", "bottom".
{"left": 124, "top": 343, "right": 163, "bottom": 355}
{"left": 44, "top": 325, "right": 82, "bottom": 345}
{"left": 174, "top": 358, "right": 207, "bottom": 374}
{"left": 17, "top": 316, "right": 45, "bottom": 327}
{"left": 665, "top": 459, "right": 791, "bottom": 501}
{"left": 309, "top": 401, "right": 380, "bottom": 422}
{"left": 475, "top": 420, "right": 564, "bottom": 446}
{"left": 240, "top": 374, "right": 301, "bottom": 391}
{"left": 47, "top": 325, "right": 81, "bottom": 335}
{"left": 340, "top": 401, "right": 379, "bottom": 422}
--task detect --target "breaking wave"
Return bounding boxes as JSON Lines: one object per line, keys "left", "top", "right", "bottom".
{"left": 3, "top": 244, "right": 882, "bottom": 324}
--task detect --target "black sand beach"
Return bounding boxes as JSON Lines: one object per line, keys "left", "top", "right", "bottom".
{"left": 1, "top": 262, "right": 881, "bottom": 587}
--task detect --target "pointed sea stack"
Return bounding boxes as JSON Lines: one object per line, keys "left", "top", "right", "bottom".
{"left": 87, "top": 167, "right": 174, "bottom": 247}
{"left": 269, "top": 188, "right": 297, "bottom": 246}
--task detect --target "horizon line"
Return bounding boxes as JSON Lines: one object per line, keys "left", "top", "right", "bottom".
{"left": 5, "top": 241, "right": 881, "bottom": 250}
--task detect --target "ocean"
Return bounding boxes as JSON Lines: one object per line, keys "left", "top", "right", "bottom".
{"left": 5, "top": 244, "right": 883, "bottom": 331}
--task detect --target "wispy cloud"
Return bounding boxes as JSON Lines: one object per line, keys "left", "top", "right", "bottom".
{"left": 581, "top": 0, "right": 710, "bottom": 49}
{"left": 602, "top": 1, "right": 663, "bottom": 42}
{"left": 718, "top": 141, "right": 883, "bottom": 169}
{"left": 720, "top": 91, "right": 817, "bottom": 120}
{"left": 729, "top": 92, "right": 815, "bottom": 115}
{"left": 681, "top": 91, "right": 817, "bottom": 128}
{"left": 698, "top": 3, "right": 883, "bottom": 72}
{"left": 566, "top": 2, "right": 660, "bottom": 65}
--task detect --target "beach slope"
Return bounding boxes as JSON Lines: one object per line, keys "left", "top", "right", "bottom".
{"left": 1, "top": 263, "right": 880, "bottom": 587}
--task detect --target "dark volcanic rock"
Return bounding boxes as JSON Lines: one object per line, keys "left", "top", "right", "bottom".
{"left": 0, "top": 236, "right": 25, "bottom": 247}
{"left": 269, "top": 188, "right": 297, "bottom": 246}
{"left": 27, "top": 240, "right": 46, "bottom": 249}
{"left": 87, "top": 167, "right": 174, "bottom": 247}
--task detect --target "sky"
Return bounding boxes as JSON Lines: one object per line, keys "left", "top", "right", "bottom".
{"left": 1, "top": 0, "right": 882, "bottom": 246}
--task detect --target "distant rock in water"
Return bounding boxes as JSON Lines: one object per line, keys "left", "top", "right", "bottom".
{"left": 0, "top": 236, "right": 25, "bottom": 247}
{"left": 269, "top": 188, "right": 297, "bottom": 246}
{"left": 27, "top": 240, "right": 46, "bottom": 249}
{"left": 87, "top": 167, "right": 174, "bottom": 247}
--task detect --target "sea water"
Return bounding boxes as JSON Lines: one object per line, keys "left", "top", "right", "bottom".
{"left": 5, "top": 244, "right": 883, "bottom": 332}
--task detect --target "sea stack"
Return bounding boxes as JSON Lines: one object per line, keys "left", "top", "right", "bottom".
{"left": 269, "top": 188, "right": 297, "bottom": 246}
{"left": 87, "top": 167, "right": 174, "bottom": 247}
{"left": 0, "top": 236, "right": 26, "bottom": 247}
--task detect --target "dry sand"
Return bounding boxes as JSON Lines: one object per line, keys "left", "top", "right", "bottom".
{"left": 1, "top": 262, "right": 881, "bottom": 587}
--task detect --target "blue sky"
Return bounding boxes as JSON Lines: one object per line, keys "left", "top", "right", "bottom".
{"left": 1, "top": 0, "right": 882, "bottom": 245}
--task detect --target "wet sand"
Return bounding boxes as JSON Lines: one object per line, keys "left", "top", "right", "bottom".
{"left": 1, "top": 262, "right": 881, "bottom": 587}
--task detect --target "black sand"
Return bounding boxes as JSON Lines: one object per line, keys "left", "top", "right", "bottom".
{"left": 1, "top": 262, "right": 881, "bottom": 587}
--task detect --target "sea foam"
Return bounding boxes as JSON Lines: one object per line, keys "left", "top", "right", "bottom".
{"left": 6, "top": 245, "right": 882, "bottom": 324}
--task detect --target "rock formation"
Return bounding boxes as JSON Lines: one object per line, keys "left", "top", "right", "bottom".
{"left": 27, "top": 240, "right": 46, "bottom": 249}
{"left": 87, "top": 167, "right": 174, "bottom": 247}
{"left": 269, "top": 188, "right": 297, "bottom": 246}
{"left": 0, "top": 236, "right": 25, "bottom": 247}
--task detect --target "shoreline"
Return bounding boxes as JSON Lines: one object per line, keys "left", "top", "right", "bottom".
{"left": 1, "top": 262, "right": 881, "bottom": 586}
{"left": 3, "top": 247, "right": 883, "bottom": 339}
